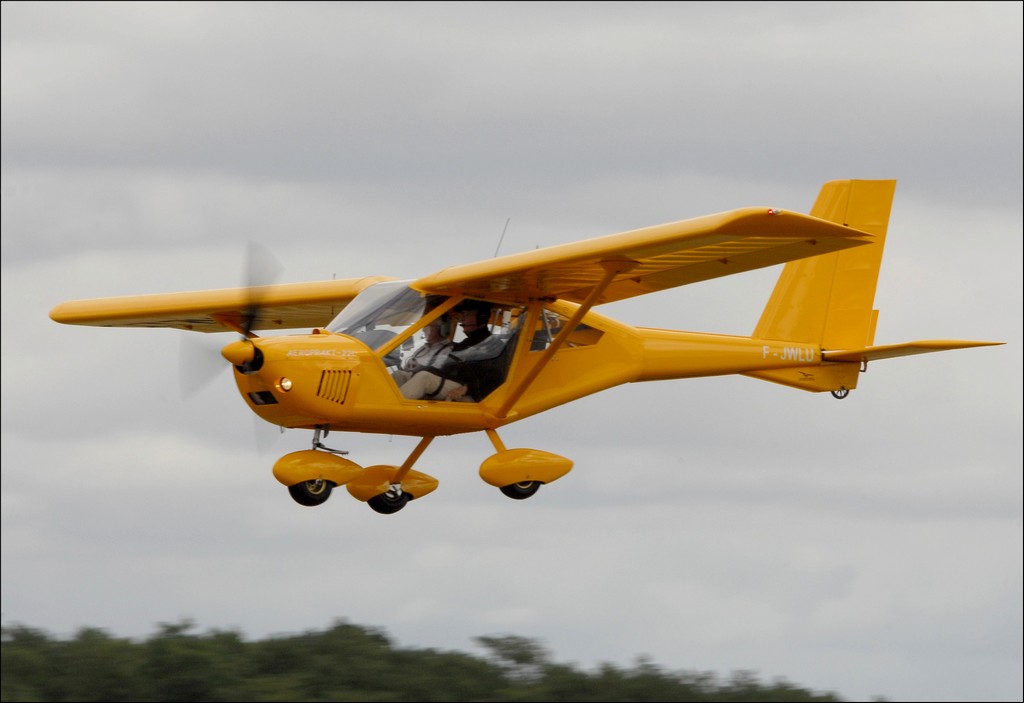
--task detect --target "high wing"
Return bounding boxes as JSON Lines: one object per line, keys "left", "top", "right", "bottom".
{"left": 49, "top": 276, "right": 395, "bottom": 333}
{"left": 50, "top": 208, "right": 871, "bottom": 332}
{"left": 412, "top": 208, "right": 874, "bottom": 305}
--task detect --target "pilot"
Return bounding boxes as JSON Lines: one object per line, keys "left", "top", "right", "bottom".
{"left": 400, "top": 300, "right": 493, "bottom": 401}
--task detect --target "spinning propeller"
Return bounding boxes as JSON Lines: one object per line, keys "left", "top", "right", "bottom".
{"left": 179, "top": 242, "right": 284, "bottom": 397}
{"left": 239, "top": 241, "right": 284, "bottom": 338}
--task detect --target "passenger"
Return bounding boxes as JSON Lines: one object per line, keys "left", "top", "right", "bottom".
{"left": 400, "top": 300, "right": 493, "bottom": 401}
{"left": 391, "top": 316, "right": 454, "bottom": 388}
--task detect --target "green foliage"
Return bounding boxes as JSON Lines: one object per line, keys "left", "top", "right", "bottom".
{"left": 1, "top": 619, "right": 849, "bottom": 702}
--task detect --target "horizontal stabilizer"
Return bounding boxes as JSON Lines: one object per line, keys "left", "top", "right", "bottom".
{"left": 746, "top": 339, "right": 1003, "bottom": 393}
{"left": 822, "top": 340, "right": 1004, "bottom": 363}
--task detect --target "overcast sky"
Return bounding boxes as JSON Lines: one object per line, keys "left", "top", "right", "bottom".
{"left": 2, "top": 3, "right": 1021, "bottom": 701}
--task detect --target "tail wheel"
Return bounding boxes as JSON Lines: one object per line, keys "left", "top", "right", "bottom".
{"left": 831, "top": 387, "right": 850, "bottom": 399}
{"left": 288, "top": 479, "right": 334, "bottom": 507}
{"left": 368, "top": 487, "right": 410, "bottom": 514}
{"left": 500, "top": 481, "right": 541, "bottom": 500}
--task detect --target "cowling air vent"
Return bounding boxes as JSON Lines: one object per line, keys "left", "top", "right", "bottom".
{"left": 318, "top": 370, "right": 352, "bottom": 404}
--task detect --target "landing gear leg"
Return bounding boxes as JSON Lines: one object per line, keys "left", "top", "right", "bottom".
{"left": 312, "top": 425, "right": 348, "bottom": 454}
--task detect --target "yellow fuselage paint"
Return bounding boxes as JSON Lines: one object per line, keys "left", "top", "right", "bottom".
{"left": 229, "top": 313, "right": 831, "bottom": 439}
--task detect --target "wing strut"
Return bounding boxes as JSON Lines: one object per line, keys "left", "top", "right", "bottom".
{"left": 494, "top": 259, "right": 637, "bottom": 419}
{"left": 211, "top": 312, "right": 257, "bottom": 338}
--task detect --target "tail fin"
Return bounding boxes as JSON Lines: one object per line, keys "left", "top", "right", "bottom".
{"left": 754, "top": 179, "right": 896, "bottom": 347}
{"left": 746, "top": 179, "right": 897, "bottom": 392}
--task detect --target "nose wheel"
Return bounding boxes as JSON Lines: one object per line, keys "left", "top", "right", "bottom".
{"left": 288, "top": 479, "right": 335, "bottom": 506}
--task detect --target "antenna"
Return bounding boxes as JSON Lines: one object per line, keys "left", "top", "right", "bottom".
{"left": 493, "top": 217, "right": 511, "bottom": 257}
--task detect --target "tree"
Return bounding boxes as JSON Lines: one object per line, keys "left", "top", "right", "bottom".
{"left": 1, "top": 620, "right": 848, "bottom": 702}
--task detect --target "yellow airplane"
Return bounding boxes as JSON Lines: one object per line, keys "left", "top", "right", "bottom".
{"left": 50, "top": 180, "right": 1002, "bottom": 514}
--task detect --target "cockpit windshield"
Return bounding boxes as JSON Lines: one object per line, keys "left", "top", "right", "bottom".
{"left": 326, "top": 281, "right": 427, "bottom": 340}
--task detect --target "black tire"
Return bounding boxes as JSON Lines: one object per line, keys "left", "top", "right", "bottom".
{"left": 367, "top": 489, "right": 410, "bottom": 514}
{"left": 500, "top": 481, "right": 541, "bottom": 500}
{"left": 288, "top": 479, "right": 334, "bottom": 507}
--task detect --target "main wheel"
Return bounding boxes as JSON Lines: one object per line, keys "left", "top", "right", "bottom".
{"left": 368, "top": 488, "right": 410, "bottom": 514}
{"left": 288, "top": 479, "right": 334, "bottom": 507}
{"left": 500, "top": 481, "right": 541, "bottom": 500}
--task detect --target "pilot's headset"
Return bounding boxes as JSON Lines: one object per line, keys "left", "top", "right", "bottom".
{"left": 436, "top": 314, "right": 453, "bottom": 339}
{"left": 423, "top": 295, "right": 452, "bottom": 339}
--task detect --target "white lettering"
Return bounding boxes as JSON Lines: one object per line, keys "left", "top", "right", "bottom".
{"left": 286, "top": 349, "right": 358, "bottom": 359}
{"left": 763, "top": 345, "right": 815, "bottom": 363}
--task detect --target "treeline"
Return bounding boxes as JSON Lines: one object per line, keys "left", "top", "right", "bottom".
{"left": 1, "top": 619, "right": 862, "bottom": 702}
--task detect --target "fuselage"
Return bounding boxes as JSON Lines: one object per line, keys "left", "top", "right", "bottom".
{"left": 225, "top": 293, "right": 825, "bottom": 438}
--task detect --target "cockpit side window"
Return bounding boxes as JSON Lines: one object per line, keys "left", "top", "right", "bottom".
{"left": 326, "top": 285, "right": 529, "bottom": 403}
{"left": 530, "top": 307, "right": 603, "bottom": 350}
{"left": 391, "top": 298, "right": 527, "bottom": 402}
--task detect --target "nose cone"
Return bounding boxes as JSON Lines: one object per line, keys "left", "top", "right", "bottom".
{"left": 221, "top": 339, "right": 256, "bottom": 366}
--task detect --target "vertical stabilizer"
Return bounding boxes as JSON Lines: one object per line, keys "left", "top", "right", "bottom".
{"left": 747, "top": 179, "right": 896, "bottom": 391}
